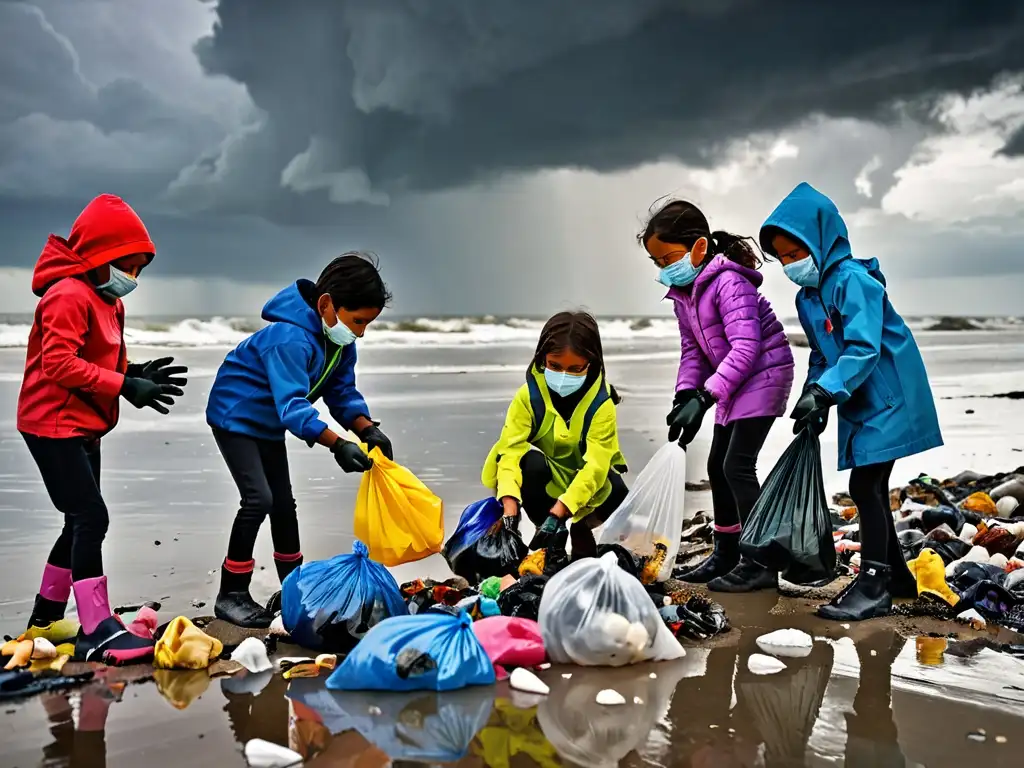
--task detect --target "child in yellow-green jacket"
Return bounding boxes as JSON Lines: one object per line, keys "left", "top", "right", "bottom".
{"left": 482, "top": 311, "right": 628, "bottom": 554}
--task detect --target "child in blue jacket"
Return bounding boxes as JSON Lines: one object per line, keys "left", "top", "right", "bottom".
{"left": 760, "top": 183, "right": 943, "bottom": 622}
{"left": 206, "top": 252, "right": 393, "bottom": 628}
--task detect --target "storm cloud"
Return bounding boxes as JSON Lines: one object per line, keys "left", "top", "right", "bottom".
{"left": 176, "top": 0, "right": 1024, "bottom": 219}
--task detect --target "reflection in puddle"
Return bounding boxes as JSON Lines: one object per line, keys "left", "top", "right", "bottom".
{"left": 4, "top": 628, "right": 1024, "bottom": 768}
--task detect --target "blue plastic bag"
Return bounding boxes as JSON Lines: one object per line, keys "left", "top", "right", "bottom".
{"left": 326, "top": 610, "right": 496, "bottom": 692}
{"left": 281, "top": 540, "right": 408, "bottom": 652}
{"left": 443, "top": 497, "right": 527, "bottom": 583}
{"left": 442, "top": 497, "right": 502, "bottom": 564}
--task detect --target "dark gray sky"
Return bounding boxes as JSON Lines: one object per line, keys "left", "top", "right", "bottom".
{"left": 2, "top": 0, "right": 1024, "bottom": 315}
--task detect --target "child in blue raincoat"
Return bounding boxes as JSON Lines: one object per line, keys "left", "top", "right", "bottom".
{"left": 760, "top": 182, "right": 942, "bottom": 622}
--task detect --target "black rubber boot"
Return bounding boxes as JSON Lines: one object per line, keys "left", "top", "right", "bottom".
{"left": 817, "top": 560, "right": 892, "bottom": 622}
{"left": 274, "top": 555, "right": 303, "bottom": 585}
{"left": 707, "top": 557, "right": 778, "bottom": 593}
{"left": 215, "top": 566, "right": 272, "bottom": 629}
{"left": 28, "top": 594, "right": 66, "bottom": 628}
{"left": 74, "top": 617, "right": 155, "bottom": 666}
{"left": 673, "top": 532, "right": 739, "bottom": 583}
{"left": 886, "top": 534, "right": 918, "bottom": 599}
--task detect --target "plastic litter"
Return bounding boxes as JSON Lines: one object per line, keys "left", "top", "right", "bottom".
{"left": 597, "top": 442, "right": 688, "bottom": 583}
{"left": 231, "top": 637, "right": 273, "bottom": 674}
{"left": 538, "top": 551, "right": 684, "bottom": 666}
{"left": 496, "top": 575, "right": 548, "bottom": 621}
{"left": 509, "top": 667, "right": 549, "bottom": 695}
{"left": 327, "top": 610, "right": 495, "bottom": 692}
{"left": 747, "top": 654, "right": 787, "bottom": 675}
{"left": 472, "top": 617, "right": 546, "bottom": 672}
{"left": 998, "top": 497, "right": 1020, "bottom": 516}
{"left": 154, "top": 616, "right": 224, "bottom": 670}
{"left": 740, "top": 430, "right": 836, "bottom": 584}
{"left": 354, "top": 447, "right": 444, "bottom": 566}
{"left": 282, "top": 541, "right": 408, "bottom": 652}
{"left": 755, "top": 629, "right": 813, "bottom": 659}
{"left": 444, "top": 498, "right": 528, "bottom": 583}
{"left": 243, "top": 738, "right": 303, "bottom": 768}
{"left": 221, "top": 670, "right": 273, "bottom": 696}
{"left": 956, "top": 608, "right": 987, "bottom": 630}
{"left": 595, "top": 689, "right": 625, "bottom": 706}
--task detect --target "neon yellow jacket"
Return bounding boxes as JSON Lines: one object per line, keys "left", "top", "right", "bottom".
{"left": 482, "top": 367, "right": 627, "bottom": 521}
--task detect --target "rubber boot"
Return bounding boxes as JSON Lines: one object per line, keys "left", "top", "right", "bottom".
{"left": 707, "top": 556, "right": 778, "bottom": 593}
{"left": 886, "top": 530, "right": 918, "bottom": 599}
{"left": 25, "top": 564, "right": 80, "bottom": 644}
{"left": 215, "top": 564, "right": 272, "bottom": 629}
{"left": 817, "top": 560, "right": 892, "bottom": 622}
{"left": 674, "top": 532, "right": 739, "bottom": 583}
{"left": 72, "top": 576, "right": 155, "bottom": 665}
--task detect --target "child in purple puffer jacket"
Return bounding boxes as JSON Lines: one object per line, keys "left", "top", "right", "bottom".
{"left": 639, "top": 200, "right": 795, "bottom": 592}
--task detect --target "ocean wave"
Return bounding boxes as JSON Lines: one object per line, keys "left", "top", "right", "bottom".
{"left": 0, "top": 314, "right": 1020, "bottom": 350}
{"left": 0, "top": 315, "right": 685, "bottom": 349}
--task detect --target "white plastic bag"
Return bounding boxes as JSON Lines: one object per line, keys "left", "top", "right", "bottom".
{"left": 538, "top": 551, "right": 685, "bottom": 667}
{"left": 598, "top": 442, "right": 689, "bottom": 582}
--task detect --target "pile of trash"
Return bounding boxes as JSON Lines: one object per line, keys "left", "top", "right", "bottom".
{"left": 830, "top": 469, "right": 1024, "bottom": 632}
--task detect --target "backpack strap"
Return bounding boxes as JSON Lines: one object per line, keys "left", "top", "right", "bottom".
{"left": 525, "top": 372, "right": 545, "bottom": 443}
{"left": 578, "top": 384, "right": 610, "bottom": 456}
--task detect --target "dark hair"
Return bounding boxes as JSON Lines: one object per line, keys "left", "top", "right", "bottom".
{"left": 315, "top": 251, "right": 392, "bottom": 310}
{"left": 531, "top": 311, "right": 621, "bottom": 404}
{"left": 638, "top": 199, "right": 762, "bottom": 270}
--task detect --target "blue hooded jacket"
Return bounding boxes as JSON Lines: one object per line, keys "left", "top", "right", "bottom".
{"left": 760, "top": 183, "right": 942, "bottom": 470}
{"left": 206, "top": 280, "right": 369, "bottom": 443}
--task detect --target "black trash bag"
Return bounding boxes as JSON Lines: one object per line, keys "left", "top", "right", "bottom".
{"left": 922, "top": 504, "right": 965, "bottom": 535}
{"left": 496, "top": 574, "right": 548, "bottom": 621}
{"left": 960, "top": 580, "right": 1019, "bottom": 622}
{"left": 928, "top": 538, "right": 971, "bottom": 566}
{"left": 949, "top": 562, "right": 1007, "bottom": 594}
{"left": 449, "top": 517, "right": 528, "bottom": 584}
{"left": 659, "top": 596, "right": 730, "bottom": 641}
{"left": 595, "top": 543, "right": 642, "bottom": 579}
{"left": 739, "top": 430, "right": 836, "bottom": 585}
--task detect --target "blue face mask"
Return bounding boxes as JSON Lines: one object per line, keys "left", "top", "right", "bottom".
{"left": 96, "top": 266, "right": 138, "bottom": 300}
{"left": 323, "top": 318, "right": 357, "bottom": 347}
{"left": 545, "top": 368, "right": 588, "bottom": 398}
{"left": 657, "top": 254, "right": 700, "bottom": 288}
{"left": 783, "top": 257, "right": 820, "bottom": 288}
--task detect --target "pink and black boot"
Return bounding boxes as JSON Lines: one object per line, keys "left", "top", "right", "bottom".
{"left": 72, "top": 576, "right": 155, "bottom": 665}
{"left": 24, "top": 563, "right": 80, "bottom": 643}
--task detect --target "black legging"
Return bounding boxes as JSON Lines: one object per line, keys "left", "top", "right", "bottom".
{"left": 22, "top": 433, "right": 108, "bottom": 581}
{"left": 707, "top": 416, "right": 775, "bottom": 531}
{"left": 849, "top": 461, "right": 895, "bottom": 565}
{"left": 213, "top": 428, "right": 300, "bottom": 562}
{"left": 519, "top": 450, "right": 628, "bottom": 558}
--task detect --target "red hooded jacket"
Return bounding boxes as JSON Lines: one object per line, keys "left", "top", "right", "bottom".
{"left": 17, "top": 195, "right": 156, "bottom": 439}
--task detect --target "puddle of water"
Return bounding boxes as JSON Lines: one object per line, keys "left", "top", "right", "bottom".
{"left": 2, "top": 625, "right": 1022, "bottom": 768}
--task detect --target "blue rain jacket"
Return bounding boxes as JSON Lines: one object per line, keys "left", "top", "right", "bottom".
{"left": 206, "top": 280, "right": 369, "bottom": 442}
{"left": 760, "top": 183, "right": 942, "bottom": 470}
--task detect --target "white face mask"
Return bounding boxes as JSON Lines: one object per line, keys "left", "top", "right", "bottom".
{"left": 96, "top": 266, "right": 138, "bottom": 299}
{"left": 322, "top": 317, "right": 357, "bottom": 347}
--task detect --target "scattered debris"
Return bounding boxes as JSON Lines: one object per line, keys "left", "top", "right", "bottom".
{"left": 509, "top": 667, "right": 549, "bottom": 695}
{"left": 595, "top": 688, "right": 626, "bottom": 706}
{"left": 747, "top": 654, "right": 787, "bottom": 675}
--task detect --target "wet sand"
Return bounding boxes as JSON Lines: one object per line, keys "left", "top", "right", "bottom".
{"left": 2, "top": 332, "right": 1024, "bottom": 766}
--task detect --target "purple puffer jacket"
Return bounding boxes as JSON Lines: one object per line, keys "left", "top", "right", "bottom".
{"left": 668, "top": 255, "right": 795, "bottom": 426}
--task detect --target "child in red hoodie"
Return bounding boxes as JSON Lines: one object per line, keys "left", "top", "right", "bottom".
{"left": 18, "top": 194, "right": 186, "bottom": 664}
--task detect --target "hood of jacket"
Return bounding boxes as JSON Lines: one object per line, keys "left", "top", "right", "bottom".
{"left": 759, "top": 182, "right": 887, "bottom": 287}
{"left": 261, "top": 280, "right": 325, "bottom": 337}
{"left": 32, "top": 194, "right": 156, "bottom": 297}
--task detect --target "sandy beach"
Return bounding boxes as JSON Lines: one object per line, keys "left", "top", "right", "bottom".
{"left": 2, "top": 328, "right": 1024, "bottom": 766}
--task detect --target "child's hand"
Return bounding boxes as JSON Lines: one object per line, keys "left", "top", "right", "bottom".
{"left": 331, "top": 440, "right": 374, "bottom": 473}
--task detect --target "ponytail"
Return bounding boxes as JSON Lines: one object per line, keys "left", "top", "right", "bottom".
{"left": 710, "top": 231, "right": 762, "bottom": 270}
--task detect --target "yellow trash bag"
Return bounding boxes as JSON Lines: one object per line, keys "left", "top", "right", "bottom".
{"left": 354, "top": 446, "right": 444, "bottom": 566}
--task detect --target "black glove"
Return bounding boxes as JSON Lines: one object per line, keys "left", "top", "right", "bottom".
{"left": 120, "top": 377, "right": 183, "bottom": 414}
{"left": 791, "top": 383, "right": 833, "bottom": 435}
{"left": 125, "top": 357, "right": 188, "bottom": 388}
{"left": 667, "top": 389, "right": 715, "bottom": 447}
{"left": 331, "top": 439, "right": 374, "bottom": 473}
{"left": 502, "top": 512, "right": 520, "bottom": 534}
{"left": 357, "top": 422, "right": 393, "bottom": 461}
{"left": 528, "top": 514, "right": 568, "bottom": 551}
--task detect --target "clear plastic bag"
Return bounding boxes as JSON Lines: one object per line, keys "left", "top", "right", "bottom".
{"left": 281, "top": 540, "right": 408, "bottom": 652}
{"left": 739, "top": 430, "right": 836, "bottom": 585}
{"left": 597, "top": 442, "right": 689, "bottom": 583}
{"left": 538, "top": 551, "right": 685, "bottom": 666}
